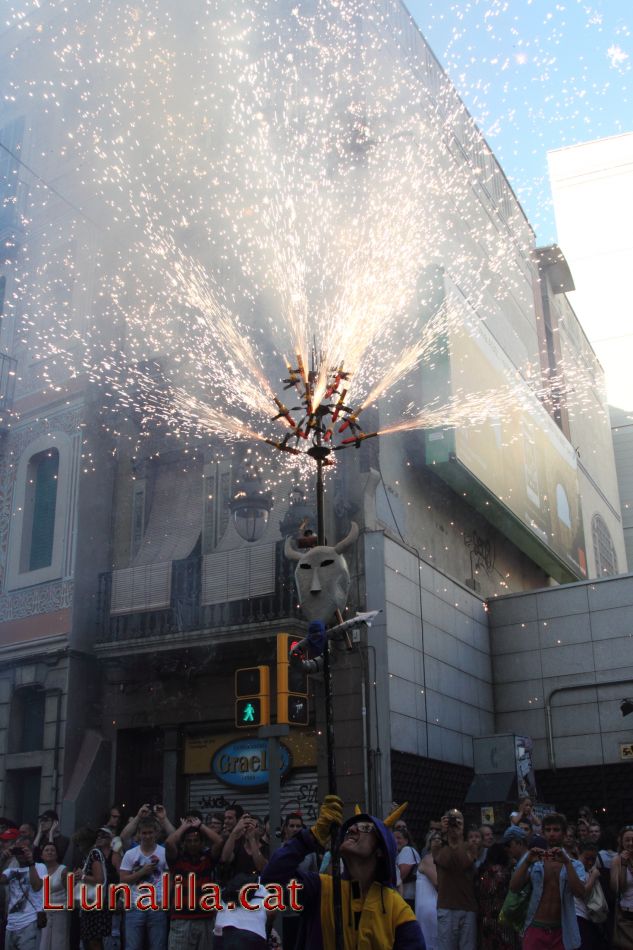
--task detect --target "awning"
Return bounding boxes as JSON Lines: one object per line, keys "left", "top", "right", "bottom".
{"left": 110, "top": 460, "right": 203, "bottom": 615}
{"left": 464, "top": 771, "right": 517, "bottom": 804}
{"left": 134, "top": 460, "right": 203, "bottom": 565}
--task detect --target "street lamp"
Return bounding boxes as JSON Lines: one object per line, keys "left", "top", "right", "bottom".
{"left": 229, "top": 464, "right": 273, "bottom": 542}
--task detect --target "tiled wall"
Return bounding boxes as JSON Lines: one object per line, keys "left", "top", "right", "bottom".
{"left": 365, "top": 532, "right": 493, "bottom": 771}
{"left": 488, "top": 575, "right": 633, "bottom": 769}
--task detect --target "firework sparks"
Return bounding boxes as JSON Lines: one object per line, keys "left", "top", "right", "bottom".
{"left": 1, "top": 0, "right": 605, "bottom": 469}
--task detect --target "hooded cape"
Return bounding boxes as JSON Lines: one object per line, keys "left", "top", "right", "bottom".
{"left": 261, "top": 812, "right": 425, "bottom": 950}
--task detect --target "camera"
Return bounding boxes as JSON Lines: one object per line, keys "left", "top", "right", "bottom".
{"left": 447, "top": 816, "right": 459, "bottom": 828}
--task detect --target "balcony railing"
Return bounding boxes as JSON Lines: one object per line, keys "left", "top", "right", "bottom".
{"left": 96, "top": 542, "right": 301, "bottom": 645}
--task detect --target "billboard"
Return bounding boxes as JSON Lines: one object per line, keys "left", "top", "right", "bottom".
{"left": 425, "top": 311, "right": 586, "bottom": 582}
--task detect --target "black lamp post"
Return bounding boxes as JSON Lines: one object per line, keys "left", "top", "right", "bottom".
{"left": 267, "top": 359, "right": 378, "bottom": 950}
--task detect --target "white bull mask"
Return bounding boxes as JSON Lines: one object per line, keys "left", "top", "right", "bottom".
{"left": 284, "top": 522, "right": 359, "bottom": 623}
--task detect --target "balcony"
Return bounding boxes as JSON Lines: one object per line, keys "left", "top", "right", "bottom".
{"left": 96, "top": 542, "right": 301, "bottom": 646}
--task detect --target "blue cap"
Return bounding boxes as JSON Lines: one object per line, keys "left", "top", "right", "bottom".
{"left": 503, "top": 825, "right": 527, "bottom": 843}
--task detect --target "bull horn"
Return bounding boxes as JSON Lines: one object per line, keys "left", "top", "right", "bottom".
{"left": 334, "top": 521, "right": 359, "bottom": 553}
{"left": 284, "top": 536, "right": 303, "bottom": 562}
{"left": 384, "top": 802, "right": 408, "bottom": 828}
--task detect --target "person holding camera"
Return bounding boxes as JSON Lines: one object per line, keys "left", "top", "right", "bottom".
{"left": 120, "top": 802, "right": 175, "bottom": 850}
{"left": 510, "top": 800, "right": 542, "bottom": 838}
{"left": 220, "top": 812, "right": 267, "bottom": 881}
{"left": 0, "top": 837, "right": 47, "bottom": 950}
{"left": 509, "top": 812, "right": 586, "bottom": 950}
{"left": 33, "top": 811, "right": 69, "bottom": 866}
{"left": 119, "top": 817, "right": 169, "bottom": 950}
{"left": 164, "top": 815, "right": 224, "bottom": 950}
{"left": 434, "top": 809, "right": 478, "bottom": 950}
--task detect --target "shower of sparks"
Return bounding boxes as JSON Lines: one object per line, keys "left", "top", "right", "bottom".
{"left": 1, "top": 0, "right": 611, "bottom": 481}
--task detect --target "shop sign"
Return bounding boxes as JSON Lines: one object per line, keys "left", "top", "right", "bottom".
{"left": 620, "top": 743, "right": 633, "bottom": 761}
{"left": 212, "top": 737, "right": 291, "bottom": 788}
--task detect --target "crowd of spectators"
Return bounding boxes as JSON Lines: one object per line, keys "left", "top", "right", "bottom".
{"left": 409, "top": 798, "right": 629, "bottom": 950}
{"left": 0, "top": 797, "right": 630, "bottom": 950}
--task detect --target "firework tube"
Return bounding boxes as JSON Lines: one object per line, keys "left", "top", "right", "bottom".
{"left": 325, "top": 365, "right": 345, "bottom": 399}
{"left": 334, "top": 432, "right": 379, "bottom": 448}
{"left": 296, "top": 353, "right": 313, "bottom": 415}
{"left": 272, "top": 396, "right": 296, "bottom": 428}
{"left": 338, "top": 406, "right": 363, "bottom": 433}
{"left": 284, "top": 362, "right": 300, "bottom": 387}
{"left": 330, "top": 389, "right": 348, "bottom": 424}
{"left": 264, "top": 438, "right": 302, "bottom": 455}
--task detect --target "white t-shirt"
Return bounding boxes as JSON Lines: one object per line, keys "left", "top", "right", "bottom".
{"left": 397, "top": 846, "right": 420, "bottom": 899}
{"left": 214, "top": 884, "right": 267, "bottom": 938}
{"left": 4, "top": 864, "right": 47, "bottom": 932}
{"left": 120, "top": 844, "right": 167, "bottom": 906}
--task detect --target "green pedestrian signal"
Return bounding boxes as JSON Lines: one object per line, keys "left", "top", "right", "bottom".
{"left": 235, "top": 667, "right": 270, "bottom": 729}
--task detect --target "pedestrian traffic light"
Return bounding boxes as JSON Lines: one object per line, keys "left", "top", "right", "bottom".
{"left": 235, "top": 666, "right": 270, "bottom": 728}
{"left": 276, "top": 633, "right": 309, "bottom": 725}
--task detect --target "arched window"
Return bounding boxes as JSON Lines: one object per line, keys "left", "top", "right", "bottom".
{"left": 21, "top": 448, "right": 59, "bottom": 572}
{"left": 591, "top": 513, "right": 618, "bottom": 577}
{"left": 6, "top": 432, "right": 74, "bottom": 591}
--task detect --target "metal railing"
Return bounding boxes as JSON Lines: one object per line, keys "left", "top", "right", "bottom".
{"left": 96, "top": 542, "right": 301, "bottom": 644}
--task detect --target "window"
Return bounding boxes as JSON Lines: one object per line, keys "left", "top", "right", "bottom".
{"left": 592, "top": 513, "right": 618, "bottom": 577}
{"left": 6, "top": 432, "right": 73, "bottom": 590}
{"left": 8, "top": 687, "right": 45, "bottom": 753}
{"left": 0, "top": 117, "right": 25, "bottom": 226}
{"left": 21, "top": 449, "right": 59, "bottom": 572}
{"left": 130, "top": 479, "right": 146, "bottom": 559}
{"left": 202, "top": 460, "right": 233, "bottom": 553}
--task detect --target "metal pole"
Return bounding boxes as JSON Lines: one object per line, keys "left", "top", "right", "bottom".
{"left": 312, "top": 451, "right": 344, "bottom": 950}
{"left": 258, "top": 724, "right": 289, "bottom": 855}
{"left": 316, "top": 455, "right": 325, "bottom": 546}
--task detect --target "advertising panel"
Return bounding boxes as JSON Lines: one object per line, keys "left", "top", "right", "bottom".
{"left": 425, "top": 300, "right": 586, "bottom": 581}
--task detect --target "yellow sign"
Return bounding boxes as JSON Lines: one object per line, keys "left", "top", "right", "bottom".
{"left": 620, "top": 743, "right": 633, "bottom": 761}
{"left": 184, "top": 731, "right": 317, "bottom": 774}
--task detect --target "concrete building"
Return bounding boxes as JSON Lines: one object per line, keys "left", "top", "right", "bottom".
{"left": 0, "top": 0, "right": 629, "bottom": 841}
{"left": 489, "top": 573, "right": 633, "bottom": 823}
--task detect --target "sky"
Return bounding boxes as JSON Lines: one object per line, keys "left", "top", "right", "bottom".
{"left": 405, "top": 0, "right": 632, "bottom": 246}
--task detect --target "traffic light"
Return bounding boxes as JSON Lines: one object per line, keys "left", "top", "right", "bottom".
{"left": 235, "top": 666, "right": 270, "bottom": 728}
{"left": 276, "top": 633, "right": 309, "bottom": 725}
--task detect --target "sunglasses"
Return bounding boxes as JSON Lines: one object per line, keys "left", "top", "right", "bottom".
{"left": 344, "top": 822, "right": 375, "bottom": 837}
